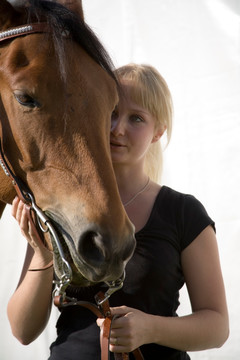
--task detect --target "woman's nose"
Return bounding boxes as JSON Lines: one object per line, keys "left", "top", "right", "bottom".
{"left": 111, "top": 118, "right": 126, "bottom": 136}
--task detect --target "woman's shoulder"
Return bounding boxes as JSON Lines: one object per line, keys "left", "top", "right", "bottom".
{"left": 156, "top": 185, "right": 207, "bottom": 211}
{"left": 144, "top": 185, "right": 215, "bottom": 250}
{"left": 155, "top": 185, "right": 214, "bottom": 227}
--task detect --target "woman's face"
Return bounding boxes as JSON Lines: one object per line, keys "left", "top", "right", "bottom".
{"left": 110, "top": 81, "right": 160, "bottom": 167}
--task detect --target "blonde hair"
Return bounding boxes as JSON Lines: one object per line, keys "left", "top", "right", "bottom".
{"left": 115, "top": 63, "right": 173, "bottom": 182}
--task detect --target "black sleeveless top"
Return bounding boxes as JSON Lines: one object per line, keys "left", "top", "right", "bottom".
{"left": 49, "top": 186, "right": 215, "bottom": 360}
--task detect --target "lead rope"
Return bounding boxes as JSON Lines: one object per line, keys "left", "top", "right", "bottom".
{"left": 54, "top": 291, "right": 144, "bottom": 360}
{"left": 98, "top": 294, "right": 144, "bottom": 360}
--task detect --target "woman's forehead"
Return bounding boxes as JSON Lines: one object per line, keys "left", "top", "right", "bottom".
{"left": 119, "top": 80, "right": 144, "bottom": 104}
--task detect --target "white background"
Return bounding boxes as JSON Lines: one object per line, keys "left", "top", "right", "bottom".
{"left": 0, "top": 0, "right": 239, "bottom": 359}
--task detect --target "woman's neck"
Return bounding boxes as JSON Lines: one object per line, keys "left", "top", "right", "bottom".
{"left": 113, "top": 164, "right": 149, "bottom": 204}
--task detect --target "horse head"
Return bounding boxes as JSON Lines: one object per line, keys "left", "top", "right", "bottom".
{"left": 0, "top": 0, "right": 135, "bottom": 288}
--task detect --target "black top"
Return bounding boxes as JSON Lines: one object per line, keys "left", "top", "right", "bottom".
{"left": 49, "top": 186, "right": 215, "bottom": 360}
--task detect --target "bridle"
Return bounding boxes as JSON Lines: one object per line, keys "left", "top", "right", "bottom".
{"left": 0, "top": 23, "right": 143, "bottom": 360}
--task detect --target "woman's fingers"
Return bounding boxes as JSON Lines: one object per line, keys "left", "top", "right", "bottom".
{"left": 12, "top": 197, "right": 26, "bottom": 227}
{"left": 20, "top": 205, "right": 30, "bottom": 235}
{"left": 12, "top": 197, "right": 37, "bottom": 245}
{"left": 11, "top": 198, "right": 53, "bottom": 262}
{"left": 97, "top": 306, "right": 148, "bottom": 353}
{"left": 12, "top": 198, "right": 29, "bottom": 236}
{"left": 11, "top": 196, "right": 20, "bottom": 219}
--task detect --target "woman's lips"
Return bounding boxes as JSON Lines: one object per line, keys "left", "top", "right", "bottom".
{"left": 110, "top": 141, "right": 126, "bottom": 147}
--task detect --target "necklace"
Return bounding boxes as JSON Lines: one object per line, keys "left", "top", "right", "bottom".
{"left": 123, "top": 177, "right": 150, "bottom": 207}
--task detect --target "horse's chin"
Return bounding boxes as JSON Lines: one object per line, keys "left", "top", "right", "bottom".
{"left": 64, "top": 258, "right": 98, "bottom": 287}
{"left": 70, "top": 272, "right": 97, "bottom": 287}
{"left": 53, "top": 255, "right": 95, "bottom": 287}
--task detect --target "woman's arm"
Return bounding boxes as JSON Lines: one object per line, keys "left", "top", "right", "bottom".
{"left": 7, "top": 198, "right": 54, "bottom": 345}
{"left": 98, "top": 225, "right": 229, "bottom": 353}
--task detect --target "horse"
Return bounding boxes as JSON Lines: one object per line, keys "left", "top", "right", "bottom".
{"left": 0, "top": 0, "right": 135, "bottom": 294}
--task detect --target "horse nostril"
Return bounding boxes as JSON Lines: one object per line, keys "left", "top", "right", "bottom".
{"left": 78, "top": 230, "right": 108, "bottom": 266}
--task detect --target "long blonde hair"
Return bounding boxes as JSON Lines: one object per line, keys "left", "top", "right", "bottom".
{"left": 115, "top": 63, "right": 173, "bottom": 181}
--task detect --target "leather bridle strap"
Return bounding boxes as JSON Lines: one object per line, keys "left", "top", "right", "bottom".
{"left": 0, "top": 138, "right": 47, "bottom": 241}
{"left": 0, "top": 138, "right": 33, "bottom": 204}
{"left": 54, "top": 292, "right": 144, "bottom": 360}
{"left": 0, "top": 23, "right": 50, "bottom": 43}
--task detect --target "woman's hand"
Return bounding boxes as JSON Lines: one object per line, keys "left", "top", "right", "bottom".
{"left": 11, "top": 197, "right": 52, "bottom": 264}
{"left": 97, "top": 306, "right": 151, "bottom": 353}
{"left": 12, "top": 197, "right": 33, "bottom": 245}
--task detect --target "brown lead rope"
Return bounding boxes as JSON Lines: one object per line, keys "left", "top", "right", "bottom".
{"left": 95, "top": 291, "right": 129, "bottom": 360}
{"left": 54, "top": 291, "right": 144, "bottom": 360}
{"left": 96, "top": 292, "right": 144, "bottom": 360}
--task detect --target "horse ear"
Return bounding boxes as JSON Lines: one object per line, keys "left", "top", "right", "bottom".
{"left": 57, "top": 0, "right": 84, "bottom": 20}
{"left": 0, "top": 1, "right": 17, "bottom": 30}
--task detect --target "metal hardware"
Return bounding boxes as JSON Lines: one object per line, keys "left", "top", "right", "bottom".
{"left": 95, "top": 271, "right": 125, "bottom": 306}
{"left": 27, "top": 193, "right": 73, "bottom": 296}
{"left": 0, "top": 25, "right": 33, "bottom": 39}
{"left": 0, "top": 157, "right": 11, "bottom": 177}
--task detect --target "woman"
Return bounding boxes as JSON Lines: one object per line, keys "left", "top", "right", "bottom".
{"left": 8, "top": 64, "right": 229, "bottom": 359}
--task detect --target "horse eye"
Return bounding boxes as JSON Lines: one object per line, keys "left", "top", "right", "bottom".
{"left": 14, "top": 90, "right": 40, "bottom": 108}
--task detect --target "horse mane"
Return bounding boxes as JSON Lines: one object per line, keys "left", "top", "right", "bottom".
{"left": 20, "top": 0, "right": 116, "bottom": 83}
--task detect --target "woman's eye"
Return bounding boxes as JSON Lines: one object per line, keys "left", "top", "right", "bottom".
{"left": 131, "top": 114, "right": 144, "bottom": 123}
{"left": 14, "top": 90, "right": 40, "bottom": 108}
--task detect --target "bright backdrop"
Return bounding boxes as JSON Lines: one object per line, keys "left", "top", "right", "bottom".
{"left": 0, "top": 1, "right": 239, "bottom": 359}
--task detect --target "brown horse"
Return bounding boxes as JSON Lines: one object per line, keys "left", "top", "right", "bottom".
{"left": 0, "top": 0, "right": 135, "bottom": 290}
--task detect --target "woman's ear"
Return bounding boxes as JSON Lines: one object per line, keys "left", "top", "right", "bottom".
{"left": 152, "top": 125, "right": 166, "bottom": 143}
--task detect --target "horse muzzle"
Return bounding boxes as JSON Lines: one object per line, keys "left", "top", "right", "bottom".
{"left": 47, "top": 213, "right": 136, "bottom": 286}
